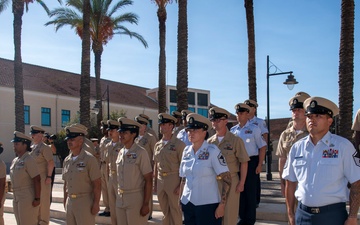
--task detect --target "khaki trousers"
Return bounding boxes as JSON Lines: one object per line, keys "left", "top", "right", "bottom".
{"left": 108, "top": 175, "right": 117, "bottom": 225}
{"left": 157, "top": 174, "right": 182, "bottom": 225}
{"left": 39, "top": 174, "right": 51, "bottom": 225}
{"left": 13, "top": 188, "right": 39, "bottom": 225}
{"left": 65, "top": 194, "right": 95, "bottom": 225}
{"left": 116, "top": 190, "right": 148, "bottom": 225}
{"left": 101, "top": 163, "right": 110, "bottom": 212}
{"left": 218, "top": 173, "right": 240, "bottom": 225}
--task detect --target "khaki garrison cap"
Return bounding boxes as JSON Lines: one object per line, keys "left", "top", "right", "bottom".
{"left": 135, "top": 116, "right": 149, "bottom": 125}
{"left": 172, "top": 111, "right": 182, "bottom": 118}
{"left": 30, "top": 125, "right": 45, "bottom": 134}
{"left": 209, "top": 107, "right": 230, "bottom": 121}
{"left": 64, "top": 124, "right": 87, "bottom": 140}
{"left": 244, "top": 99, "right": 258, "bottom": 108}
{"left": 234, "top": 103, "right": 251, "bottom": 113}
{"left": 303, "top": 97, "right": 339, "bottom": 117}
{"left": 186, "top": 113, "right": 212, "bottom": 131}
{"left": 107, "top": 120, "right": 120, "bottom": 130}
{"left": 118, "top": 117, "right": 141, "bottom": 132}
{"left": 158, "top": 113, "right": 177, "bottom": 124}
{"left": 11, "top": 131, "right": 32, "bottom": 143}
{"left": 289, "top": 92, "right": 311, "bottom": 110}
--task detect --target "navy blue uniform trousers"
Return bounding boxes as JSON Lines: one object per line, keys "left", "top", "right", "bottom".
{"left": 182, "top": 202, "right": 221, "bottom": 225}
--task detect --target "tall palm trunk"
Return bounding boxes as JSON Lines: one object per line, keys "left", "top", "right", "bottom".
{"left": 157, "top": 6, "right": 167, "bottom": 114}
{"left": 13, "top": 0, "right": 25, "bottom": 133}
{"left": 176, "top": 0, "right": 188, "bottom": 112}
{"left": 93, "top": 42, "right": 103, "bottom": 125}
{"left": 338, "top": 0, "right": 354, "bottom": 140}
{"left": 245, "top": 0, "right": 256, "bottom": 102}
{"left": 79, "top": 0, "right": 91, "bottom": 130}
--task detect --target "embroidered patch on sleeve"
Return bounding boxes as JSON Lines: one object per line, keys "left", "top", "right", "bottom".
{"left": 217, "top": 153, "right": 227, "bottom": 166}
{"left": 352, "top": 151, "right": 360, "bottom": 167}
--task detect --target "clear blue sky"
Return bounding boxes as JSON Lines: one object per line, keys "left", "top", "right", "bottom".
{"left": 0, "top": 0, "right": 359, "bottom": 121}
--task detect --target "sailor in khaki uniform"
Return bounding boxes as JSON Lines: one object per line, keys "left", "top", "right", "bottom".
{"left": 116, "top": 118, "right": 153, "bottom": 225}
{"left": 154, "top": 113, "right": 185, "bottom": 225}
{"left": 105, "top": 119, "right": 122, "bottom": 225}
{"left": 138, "top": 113, "right": 159, "bottom": 141}
{"left": 98, "top": 120, "right": 111, "bottom": 217}
{"left": 207, "top": 107, "right": 250, "bottom": 225}
{"left": 0, "top": 142, "right": 6, "bottom": 225}
{"left": 62, "top": 124, "right": 101, "bottom": 225}
{"left": 29, "top": 125, "right": 55, "bottom": 225}
{"left": 71, "top": 123, "right": 97, "bottom": 157}
{"left": 135, "top": 115, "right": 157, "bottom": 219}
{"left": 276, "top": 92, "right": 310, "bottom": 196}
{"left": 171, "top": 111, "right": 184, "bottom": 137}
{"left": 10, "top": 131, "right": 41, "bottom": 225}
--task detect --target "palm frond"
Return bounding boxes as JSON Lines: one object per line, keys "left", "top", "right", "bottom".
{"left": 114, "top": 25, "right": 148, "bottom": 48}
{"left": 0, "top": 0, "right": 10, "bottom": 14}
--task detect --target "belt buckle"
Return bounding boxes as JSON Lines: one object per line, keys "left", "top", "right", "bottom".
{"left": 162, "top": 172, "right": 168, "bottom": 177}
{"left": 111, "top": 170, "right": 115, "bottom": 174}
{"left": 70, "top": 194, "right": 77, "bottom": 199}
{"left": 216, "top": 175, "right": 222, "bottom": 180}
{"left": 118, "top": 189, "right": 124, "bottom": 194}
{"left": 311, "top": 208, "right": 320, "bottom": 214}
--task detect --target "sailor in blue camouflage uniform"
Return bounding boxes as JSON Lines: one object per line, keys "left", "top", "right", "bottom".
{"left": 283, "top": 97, "right": 360, "bottom": 225}
{"left": 230, "top": 103, "right": 266, "bottom": 225}
{"left": 180, "top": 113, "right": 231, "bottom": 225}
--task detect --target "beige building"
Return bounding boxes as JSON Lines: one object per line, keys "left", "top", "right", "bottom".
{"left": 0, "top": 58, "right": 215, "bottom": 167}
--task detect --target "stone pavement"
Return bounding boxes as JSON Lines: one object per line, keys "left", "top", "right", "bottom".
{"left": 3, "top": 171, "right": 359, "bottom": 224}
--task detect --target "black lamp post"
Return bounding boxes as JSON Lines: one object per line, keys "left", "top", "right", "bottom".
{"left": 266, "top": 55, "right": 298, "bottom": 181}
{"left": 92, "top": 85, "right": 110, "bottom": 120}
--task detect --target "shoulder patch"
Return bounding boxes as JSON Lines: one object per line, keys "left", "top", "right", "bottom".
{"left": 217, "top": 153, "right": 227, "bottom": 166}
{"left": 352, "top": 151, "right": 360, "bottom": 167}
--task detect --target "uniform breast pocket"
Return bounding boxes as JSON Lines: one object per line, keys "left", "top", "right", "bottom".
{"left": 293, "top": 159, "right": 307, "bottom": 180}
{"left": 282, "top": 140, "right": 292, "bottom": 149}
{"left": 222, "top": 151, "right": 236, "bottom": 163}
{"left": 318, "top": 159, "right": 340, "bottom": 181}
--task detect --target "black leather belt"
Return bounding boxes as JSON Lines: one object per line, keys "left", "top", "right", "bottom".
{"left": 299, "top": 202, "right": 346, "bottom": 214}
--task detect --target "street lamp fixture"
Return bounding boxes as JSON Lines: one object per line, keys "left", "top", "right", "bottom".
{"left": 91, "top": 85, "right": 110, "bottom": 120}
{"left": 266, "top": 55, "right": 298, "bottom": 181}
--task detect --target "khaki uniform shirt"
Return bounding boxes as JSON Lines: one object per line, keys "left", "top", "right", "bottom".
{"left": 0, "top": 160, "right": 6, "bottom": 201}
{"left": 62, "top": 149, "right": 101, "bottom": 194}
{"left": 10, "top": 152, "right": 39, "bottom": 190}
{"left": 276, "top": 126, "right": 309, "bottom": 158}
{"left": 30, "top": 142, "right": 53, "bottom": 175}
{"left": 84, "top": 138, "right": 97, "bottom": 156}
{"left": 154, "top": 135, "right": 185, "bottom": 174}
{"left": 116, "top": 143, "right": 152, "bottom": 190}
{"left": 105, "top": 141, "right": 122, "bottom": 177}
{"left": 135, "top": 133, "right": 156, "bottom": 162}
{"left": 208, "top": 130, "right": 250, "bottom": 174}
{"left": 99, "top": 136, "right": 111, "bottom": 163}
{"left": 352, "top": 109, "right": 360, "bottom": 131}
{"left": 146, "top": 127, "right": 158, "bottom": 141}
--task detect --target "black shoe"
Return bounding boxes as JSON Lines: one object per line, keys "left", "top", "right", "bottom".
{"left": 148, "top": 216, "right": 152, "bottom": 220}
{"left": 256, "top": 203, "right": 259, "bottom": 208}
{"left": 98, "top": 211, "right": 110, "bottom": 217}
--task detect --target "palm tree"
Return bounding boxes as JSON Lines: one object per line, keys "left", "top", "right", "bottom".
{"left": 0, "top": 0, "right": 9, "bottom": 13}
{"left": 152, "top": 0, "right": 172, "bottom": 114}
{"left": 338, "top": 0, "right": 354, "bottom": 140}
{"left": 176, "top": 0, "right": 188, "bottom": 112}
{"left": 9, "top": 0, "right": 51, "bottom": 132}
{"left": 46, "top": 0, "right": 148, "bottom": 126}
{"left": 244, "top": 0, "right": 256, "bottom": 102}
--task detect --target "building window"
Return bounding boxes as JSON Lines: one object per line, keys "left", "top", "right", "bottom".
{"left": 148, "top": 120, "right": 153, "bottom": 128}
{"left": 61, "top": 110, "right": 70, "bottom": 127}
{"left": 170, "top": 89, "right": 177, "bottom": 103}
{"left": 41, "top": 107, "right": 51, "bottom": 126}
{"left": 188, "top": 92, "right": 195, "bottom": 105}
{"left": 170, "top": 105, "right": 177, "bottom": 115}
{"left": 197, "top": 93, "right": 208, "bottom": 106}
{"left": 24, "top": 105, "right": 30, "bottom": 125}
{"left": 188, "top": 107, "right": 195, "bottom": 113}
{"left": 198, "top": 108, "right": 208, "bottom": 118}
